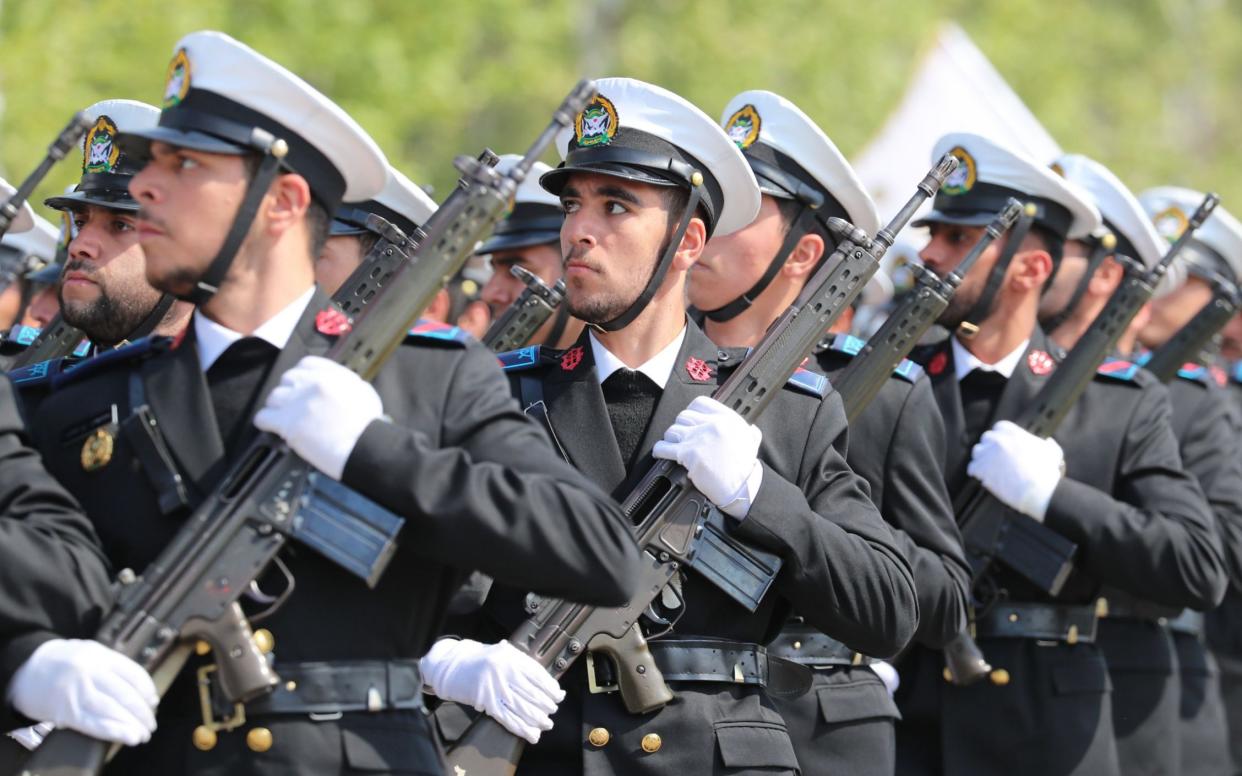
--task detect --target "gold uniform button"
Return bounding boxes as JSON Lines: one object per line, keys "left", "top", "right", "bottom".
{"left": 195, "top": 640, "right": 212, "bottom": 656}
{"left": 192, "top": 725, "right": 217, "bottom": 751}
{"left": 990, "top": 668, "right": 1011, "bottom": 686}
{"left": 943, "top": 667, "right": 954, "bottom": 683}
{"left": 641, "top": 733, "right": 662, "bottom": 753}
{"left": 253, "top": 629, "right": 275, "bottom": 654}
{"left": 587, "top": 727, "right": 610, "bottom": 747}
{"left": 246, "top": 727, "right": 274, "bottom": 753}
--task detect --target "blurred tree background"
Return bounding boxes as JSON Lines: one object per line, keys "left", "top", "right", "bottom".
{"left": 0, "top": 0, "right": 1238, "bottom": 213}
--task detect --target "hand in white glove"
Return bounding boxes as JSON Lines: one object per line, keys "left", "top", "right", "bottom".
{"left": 7, "top": 640, "right": 158, "bottom": 747}
{"left": 253, "top": 355, "right": 383, "bottom": 480}
{"left": 652, "top": 396, "right": 763, "bottom": 519}
{"left": 966, "top": 420, "right": 1064, "bottom": 522}
{"left": 420, "top": 639, "right": 564, "bottom": 744}
{"left": 870, "top": 661, "right": 900, "bottom": 697}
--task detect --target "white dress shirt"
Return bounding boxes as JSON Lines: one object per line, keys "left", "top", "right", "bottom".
{"left": 194, "top": 285, "right": 317, "bottom": 372}
{"left": 952, "top": 336, "right": 1031, "bottom": 382}
{"left": 589, "top": 326, "right": 686, "bottom": 389}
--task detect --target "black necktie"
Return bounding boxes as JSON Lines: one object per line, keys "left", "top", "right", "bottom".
{"left": 601, "top": 368, "right": 662, "bottom": 472}
{"left": 959, "top": 368, "right": 1008, "bottom": 447}
{"left": 206, "top": 337, "right": 279, "bottom": 456}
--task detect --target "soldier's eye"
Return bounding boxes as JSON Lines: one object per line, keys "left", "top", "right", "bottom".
{"left": 561, "top": 200, "right": 580, "bottom": 214}
{"left": 178, "top": 156, "right": 199, "bottom": 171}
{"left": 606, "top": 201, "right": 627, "bottom": 215}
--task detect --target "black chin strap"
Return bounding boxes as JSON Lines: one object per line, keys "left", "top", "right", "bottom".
{"left": 705, "top": 207, "right": 814, "bottom": 322}
{"left": 957, "top": 208, "right": 1035, "bottom": 339}
{"left": 1039, "top": 234, "right": 1115, "bottom": 334}
{"left": 182, "top": 129, "right": 289, "bottom": 306}
{"left": 126, "top": 293, "right": 178, "bottom": 342}
{"left": 594, "top": 177, "right": 704, "bottom": 333}
{"left": 544, "top": 297, "right": 572, "bottom": 346}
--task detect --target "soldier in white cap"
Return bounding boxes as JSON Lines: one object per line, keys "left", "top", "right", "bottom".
{"left": 4, "top": 210, "right": 60, "bottom": 332}
{"left": 476, "top": 155, "right": 582, "bottom": 348}
{"left": 685, "top": 89, "right": 969, "bottom": 775}
{"left": 901, "top": 133, "right": 1224, "bottom": 776}
{"left": 315, "top": 164, "right": 436, "bottom": 294}
{"left": 1133, "top": 186, "right": 1242, "bottom": 776}
{"left": 1035, "top": 158, "right": 1236, "bottom": 776}
{"left": 440, "top": 76, "right": 916, "bottom": 775}
{"left": 0, "top": 31, "right": 640, "bottom": 776}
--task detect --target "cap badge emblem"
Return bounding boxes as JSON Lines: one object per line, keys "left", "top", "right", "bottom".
{"left": 164, "top": 48, "right": 192, "bottom": 108}
{"left": 724, "top": 104, "right": 761, "bottom": 150}
{"left": 574, "top": 95, "right": 618, "bottom": 148}
{"left": 83, "top": 116, "right": 121, "bottom": 174}
{"left": 1152, "top": 205, "right": 1188, "bottom": 244}
{"left": 941, "top": 146, "right": 977, "bottom": 196}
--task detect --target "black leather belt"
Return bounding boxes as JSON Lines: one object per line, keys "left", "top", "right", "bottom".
{"left": 211, "top": 660, "right": 425, "bottom": 719}
{"left": 767, "top": 624, "right": 871, "bottom": 667}
{"left": 1096, "top": 592, "right": 1180, "bottom": 624}
{"left": 1166, "top": 609, "right": 1205, "bottom": 637}
{"left": 646, "top": 638, "right": 813, "bottom": 698}
{"left": 975, "top": 602, "right": 1098, "bottom": 644}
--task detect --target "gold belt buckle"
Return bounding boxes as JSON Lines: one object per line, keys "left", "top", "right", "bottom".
{"left": 197, "top": 664, "right": 247, "bottom": 732}
{"left": 585, "top": 652, "right": 618, "bottom": 694}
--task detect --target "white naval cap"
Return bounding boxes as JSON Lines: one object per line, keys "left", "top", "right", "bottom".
{"left": 476, "top": 155, "right": 563, "bottom": 254}
{"left": 1139, "top": 186, "right": 1242, "bottom": 285}
{"left": 0, "top": 177, "right": 34, "bottom": 235}
{"left": 919, "top": 132, "right": 1101, "bottom": 241}
{"left": 45, "top": 99, "right": 160, "bottom": 213}
{"left": 332, "top": 165, "right": 437, "bottom": 239}
{"left": 540, "top": 77, "right": 760, "bottom": 238}
{"left": 720, "top": 90, "right": 880, "bottom": 237}
{"left": 1052, "top": 154, "right": 1166, "bottom": 271}
{"left": 118, "top": 30, "right": 387, "bottom": 210}
{"left": 2, "top": 211, "right": 58, "bottom": 265}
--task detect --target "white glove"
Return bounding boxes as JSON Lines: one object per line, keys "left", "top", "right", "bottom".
{"left": 871, "top": 661, "right": 900, "bottom": 697}
{"left": 652, "top": 396, "right": 763, "bottom": 519}
{"left": 420, "top": 639, "right": 564, "bottom": 745}
{"left": 254, "top": 355, "right": 383, "bottom": 480}
{"left": 7, "top": 640, "right": 158, "bottom": 747}
{"left": 966, "top": 420, "right": 1064, "bottom": 522}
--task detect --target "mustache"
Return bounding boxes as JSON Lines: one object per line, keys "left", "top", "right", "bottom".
{"left": 62, "top": 259, "right": 100, "bottom": 280}
{"left": 563, "top": 245, "right": 601, "bottom": 272}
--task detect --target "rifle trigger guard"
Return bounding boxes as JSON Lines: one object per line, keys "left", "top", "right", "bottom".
{"left": 196, "top": 663, "right": 247, "bottom": 733}
{"left": 246, "top": 555, "right": 295, "bottom": 624}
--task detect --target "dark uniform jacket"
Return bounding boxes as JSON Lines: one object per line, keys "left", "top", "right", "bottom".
{"left": 446, "top": 321, "right": 918, "bottom": 776}
{"left": 897, "top": 328, "right": 1225, "bottom": 776}
{"left": 753, "top": 339, "right": 970, "bottom": 776}
{"left": 0, "top": 287, "right": 641, "bottom": 776}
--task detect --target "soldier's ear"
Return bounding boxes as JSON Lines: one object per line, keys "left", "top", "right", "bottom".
{"left": 264, "top": 172, "right": 313, "bottom": 239}
{"left": 783, "top": 232, "right": 824, "bottom": 280}
{"left": 672, "top": 216, "right": 708, "bottom": 271}
{"left": 1010, "top": 247, "right": 1053, "bottom": 292}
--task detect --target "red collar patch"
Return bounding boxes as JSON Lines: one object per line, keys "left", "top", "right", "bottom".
{"left": 686, "top": 356, "right": 714, "bottom": 382}
{"left": 315, "top": 308, "right": 353, "bottom": 336}
{"left": 1211, "top": 365, "right": 1228, "bottom": 387}
{"left": 927, "top": 351, "right": 948, "bottom": 377}
{"left": 1027, "top": 349, "right": 1055, "bottom": 376}
{"left": 561, "top": 345, "right": 584, "bottom": 372}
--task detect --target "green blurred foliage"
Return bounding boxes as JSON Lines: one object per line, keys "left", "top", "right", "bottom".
{"left": 1, "top": 0, "right": 1239, "bottom": 216}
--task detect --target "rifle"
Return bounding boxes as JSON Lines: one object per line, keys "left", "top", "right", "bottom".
{"left": 20, "top": 81, "right": 594, "bottom": 776}
{"left": 481, "top": 266, "right": 566, "bottom": 352}
{"left": 1143, "top": 276, "right": 1239, "bottom": 383}
{"left": 955, "top": 192, "right": 1219, "bottom": 596}
{"left": 0, "top": 113, "right": 91, "bottom": 239}
{"left": 445, "top": 154, "right": 957, "bottom": 776}
{"left": 333, "top": 150, "right": 500, "bottom": 319}
{"left": 833, "top": 199, "right": 1024, "bottom": 422}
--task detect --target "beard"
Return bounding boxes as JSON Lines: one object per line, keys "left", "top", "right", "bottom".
{"left": 936, "top": 280, "right": 982, "bottom": 329}
{"left": 60, "top": 261, "right": 163, "bottom": 345}
{"left": 564, "top": 231, "right": 674, "bottom": 326}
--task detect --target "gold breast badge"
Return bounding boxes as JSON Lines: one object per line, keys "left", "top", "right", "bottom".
{"left": 80, "top": 427, "right": 115, "bottom": 471}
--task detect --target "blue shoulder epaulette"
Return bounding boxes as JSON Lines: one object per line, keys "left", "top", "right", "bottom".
{"left": 50, "top": 336, "right": 167, "bottom": 390}
{"left": 1096, "top": 356, "right": 1140, "bottom": 382}
{"left": 405, "top": 318, "right": 472, "bottom": 346}
{"left": 6, "top": 324, "right": 41, "bottom": 349}
{"left": 786, "top": 367, "right": 829, "bottom": 398}
{"left": 1174, "top": 362, "right": 1212, "bottom": 386}
{"left": 8, "top": 357, "right": 72, "bottom": 389}
{"left": 1231, "top": 361, "right": 1242, "bottom": 387}
{"left": 825, "top": 333, "right": 923, "bottom": 382}
{"left": 498, "top": 345, "right": 542, "bottom": 372}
